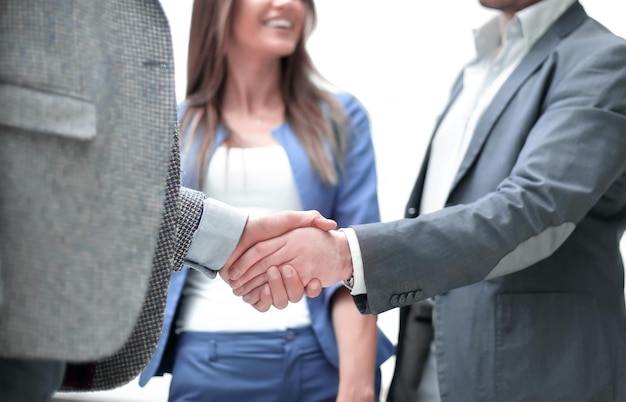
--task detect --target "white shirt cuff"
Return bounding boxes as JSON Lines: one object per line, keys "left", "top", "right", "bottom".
{"left": 185, "top": 198, "right": 248, "bottom": 272}
{"left": 340, "top": 228, "right": 367, "bottom": 295}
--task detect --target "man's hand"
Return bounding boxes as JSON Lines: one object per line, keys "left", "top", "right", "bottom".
{"left": 243, "top": 265, "right": 319, "bottom": 312}
{"left": 219, "top": 210, "right": 336, "bottom": 282}
{"left": 226, "top": 228, "right": 354, "bottom": 309}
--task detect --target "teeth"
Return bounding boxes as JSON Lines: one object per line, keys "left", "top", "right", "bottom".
{"left": 267, "top": 19, "right": 292, "bottom": 29}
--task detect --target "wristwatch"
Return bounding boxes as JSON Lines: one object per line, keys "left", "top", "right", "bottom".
{"left": 342, "top": 274, "right": 354, "bottom": 290}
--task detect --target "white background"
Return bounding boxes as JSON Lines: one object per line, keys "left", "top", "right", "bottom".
{"left": 55, "top": 1, "right": 626, "bottom": 401}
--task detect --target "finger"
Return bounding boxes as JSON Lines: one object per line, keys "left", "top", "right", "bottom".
{"left": 294, "top": 210, "right": 337, "bottom": 231}
{"left": 241, "top": 286, "right": 263, "bottom": 306}
{"left": 222, "top": 238, "right": 268, "bottom": 278}
{"left": 251, "top": 284, "right": 272, "bottom": 312}
{"left": 229, "top": 236, "right": 288, "bottom": 281}
{"left": 229, "top": 263, "right": 268, "bottom": 290}
{"left": 304, "top": 278, "right": 322, "bottom": 298}
{"left": 231, "top": 272, "right": 267, "bottom": 297}
{"left": 267, "top": 266, "right": 288, "bottom": 309}
{"left": 313, "top": 216, "right": 337, "bottom": 231}
{"left": 264, "top": 210, "right": 335, "bottom": 234}
{"left": 280, "top": 265, "right": 305, "bottom": 303}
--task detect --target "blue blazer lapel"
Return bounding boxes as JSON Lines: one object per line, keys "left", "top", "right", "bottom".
{"left": 449, "top": 1, "right": 587, "bottom": 194}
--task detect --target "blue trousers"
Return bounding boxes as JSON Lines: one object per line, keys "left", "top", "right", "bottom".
{"left": 0, "top": 357, "right": 65, "bottom": 402}
{"left": 169, "top": 326, "right": 380, "bottom": 402}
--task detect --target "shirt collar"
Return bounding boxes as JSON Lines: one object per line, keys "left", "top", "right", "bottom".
{"left": 472, "top": 0, "right": 578, "bottom": 59}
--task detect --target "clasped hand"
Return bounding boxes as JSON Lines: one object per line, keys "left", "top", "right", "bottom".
{"left": 218, "top": 210, "right": 354, "bottom": 312}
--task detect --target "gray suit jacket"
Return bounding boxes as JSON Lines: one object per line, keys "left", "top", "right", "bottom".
{"left": 0, "top": 0, "right": 205, "bottom": 390}
{"left": 354, "top": 3, "right": 626, "bottom": 401}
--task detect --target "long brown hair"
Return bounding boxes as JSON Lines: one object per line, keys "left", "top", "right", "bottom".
{"left": 181, "top": 0, "right": 348, "bottom": 186}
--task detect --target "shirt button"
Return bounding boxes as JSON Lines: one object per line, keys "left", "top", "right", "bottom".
{"left": 407, "top": 207, "right": 417, "bottom": 215}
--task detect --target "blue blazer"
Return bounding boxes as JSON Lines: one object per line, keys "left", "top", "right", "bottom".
{"left": 140, "top": 92, "right": 394, "bottom": 385}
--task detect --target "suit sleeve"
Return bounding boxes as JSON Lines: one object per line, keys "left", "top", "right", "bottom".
{"left": 173, "top": 187, "right": 205, "bottom": 271}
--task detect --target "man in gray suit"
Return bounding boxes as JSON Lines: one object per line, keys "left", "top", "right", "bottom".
{"left": 226, "top": 0, "right": 626, "bottom": 400}
{"left": 0, "top": 1, "right": 332, "bottom": 400}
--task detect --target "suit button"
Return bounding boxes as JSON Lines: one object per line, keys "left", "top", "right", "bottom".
{"left": 390, "top": 295, "right": 399, "bottom": 305}
{"left": 415, "top": 289, "right": 423, "bottom": 298}
{"left": 398, "top": 294, "right": 407, "bottom": 304}
{"left": 407, "top": 207, "right": 417, "bottom": 215}
{"left": 406, "top": 292, "right": 415, "bottom": 303}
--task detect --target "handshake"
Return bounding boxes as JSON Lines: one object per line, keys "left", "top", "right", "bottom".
{"left": 218, "top": 210, "right": 355, "bottom": 312}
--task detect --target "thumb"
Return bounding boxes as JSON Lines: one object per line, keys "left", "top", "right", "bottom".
{"left": 304, "top": 278, "right": 323, "bottom": 298}
{"left": 313, "top": 215, "right": 337, "bottom": 231}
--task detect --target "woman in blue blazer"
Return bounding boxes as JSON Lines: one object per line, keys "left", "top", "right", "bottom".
{"left": 140, "top": 1, "right": 394, "bottom": 401}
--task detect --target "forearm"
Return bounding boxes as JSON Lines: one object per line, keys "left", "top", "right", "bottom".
{"left": 331, "top": 287, "right": 378, "bottom": 401}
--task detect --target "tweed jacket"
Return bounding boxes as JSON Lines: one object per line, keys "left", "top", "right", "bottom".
{"left": 0, "top": 0, "right": 208, "bottom": 390}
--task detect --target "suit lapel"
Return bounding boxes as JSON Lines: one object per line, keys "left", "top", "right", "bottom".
{"left": 448, "top": 2, "right": 587, "bottom": 194}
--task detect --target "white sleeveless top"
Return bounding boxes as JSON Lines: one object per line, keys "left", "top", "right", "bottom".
{"left": 176, "top": 145, "right": 312, "bottom": 333}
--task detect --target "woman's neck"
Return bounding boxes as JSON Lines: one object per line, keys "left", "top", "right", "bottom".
{"left": 222, "top": 51, "right": 283, "bottom": 115}
{"left": 220, "top": 51, "right": 285, "bottom": 147}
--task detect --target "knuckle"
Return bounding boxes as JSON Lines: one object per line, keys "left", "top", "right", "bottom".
{"left": 255, "top": 241, "right": 271, "bottom": 254}
{"left": 260, "top": 257, "right": 272, "bottom": 272}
